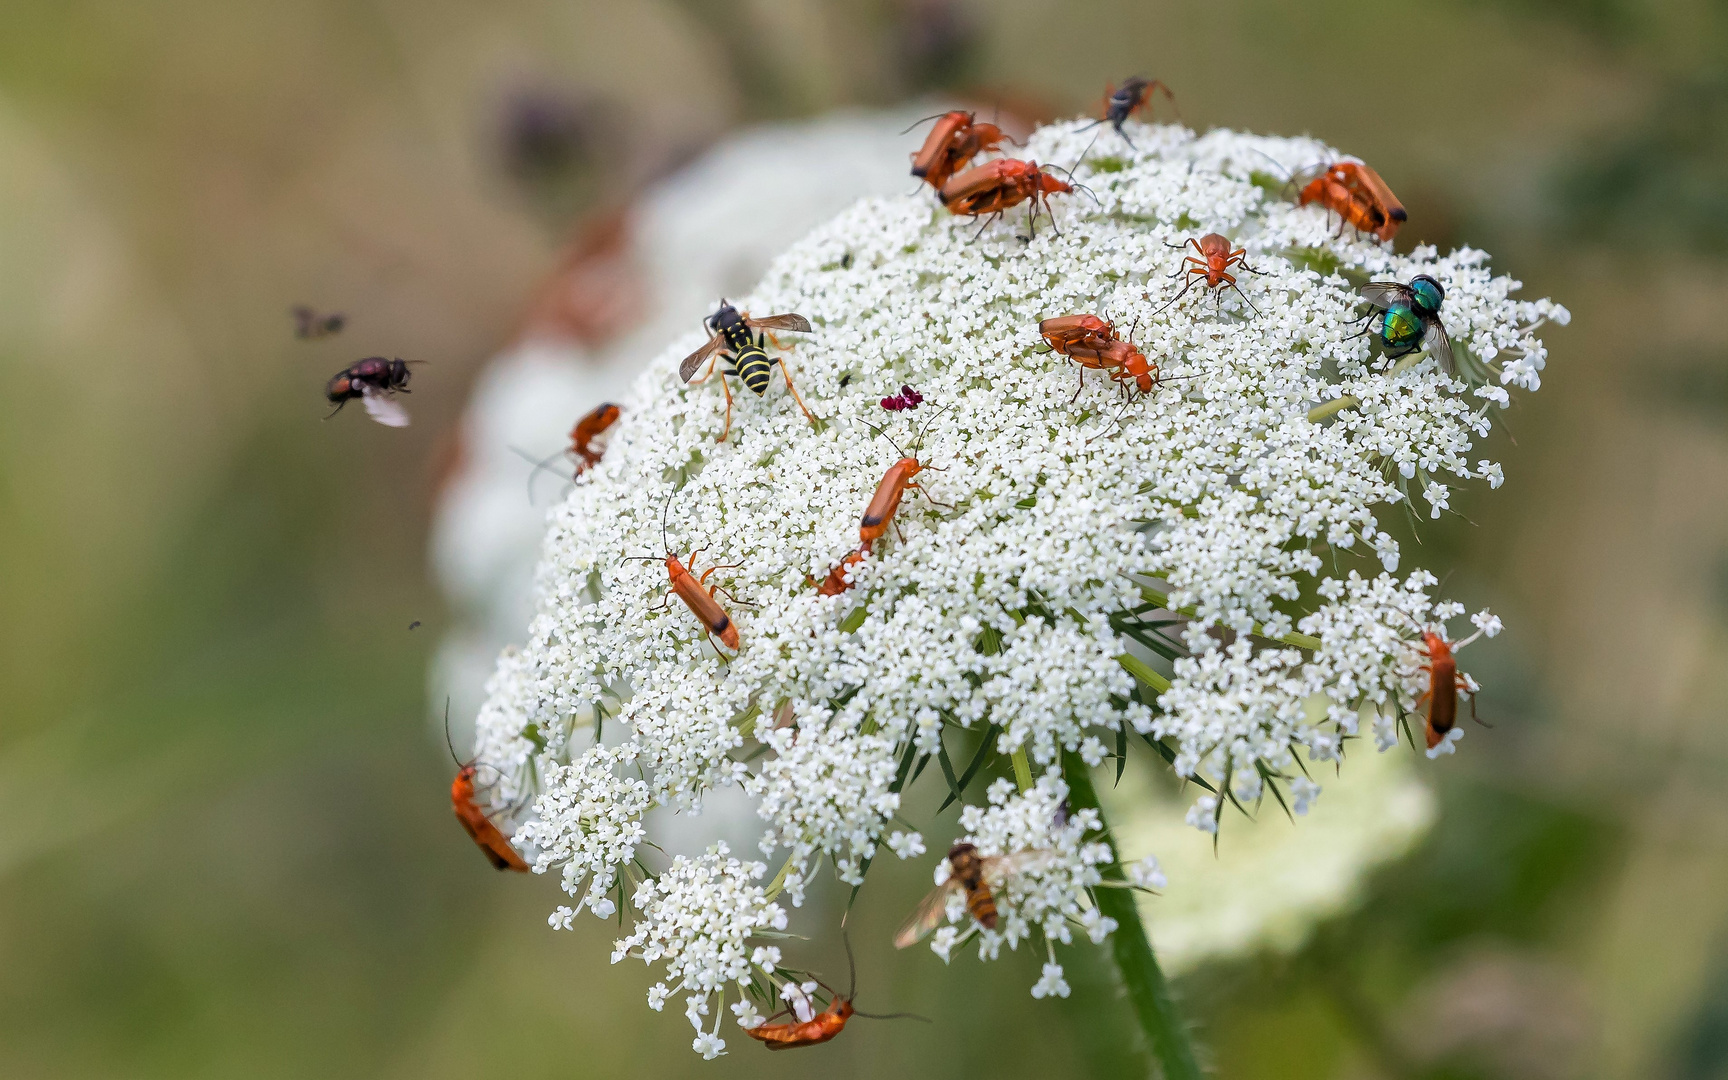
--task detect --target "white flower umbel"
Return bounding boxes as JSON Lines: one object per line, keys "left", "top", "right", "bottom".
{"left": 609, "top": 843, "right": 792, "bottom": 1059}
{"left": 467, "top": 117, "right": 1563, "bottom": 1052}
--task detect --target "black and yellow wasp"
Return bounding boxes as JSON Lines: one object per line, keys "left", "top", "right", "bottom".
{"left": 678, "top": 301, "right": 815, "bottom": 442}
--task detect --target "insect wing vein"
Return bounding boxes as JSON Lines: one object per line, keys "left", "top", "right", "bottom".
{"left": 1358, "top": 282, "right": 1412, "bottom": 310}
{"left": 894, "top": 882, "right": 960, "bottom": 949}
{"left": 747, "top": 313, "right": 812, "bottom": 334}
{"left": 679, "top": 334, "right": 724, "bottom": 383}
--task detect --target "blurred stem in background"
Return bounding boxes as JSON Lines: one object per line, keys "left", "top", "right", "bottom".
{"left": 1065, "top": 751, "right": 1204, "bottom": 1080}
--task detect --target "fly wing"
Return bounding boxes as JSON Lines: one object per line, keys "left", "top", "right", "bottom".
{"left": 746, "top": 313, "right": 813, "bottom": 334}
{"left": 1423, "top": 318, "right": 1455, "bottom": 375}
{"left": 1358, "top": 281, "right": 1414, "bottom": 311}
{"left": 360, "top": 385, "right": 410, "bottom": 427}
{"left": 678, "top": 333, "right": 724, "bottom": 383}
{"left": 894, "top": 882, "right": 961, "bottom": 949}
{"left": 985, "top": 849, "right": 1058, "bottom": 885}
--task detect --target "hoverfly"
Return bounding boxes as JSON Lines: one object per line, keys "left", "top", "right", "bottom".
{"left": 325, "top": 356, "right": 414, "bottom": 426}
{"left": 678, "top": 301, "right": 815, "bottom": 442}
{"left": 1358, "top": 274, "right": 1453, "bottom": 374}
{"left": 893, "top": 841, "right": 1053, "bottom": 947}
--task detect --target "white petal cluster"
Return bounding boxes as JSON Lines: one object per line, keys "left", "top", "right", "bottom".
{"left": 746, "top": 703, "right": 903, "bottom": 899}
{"left": 611, "top": 843, "right": 790, "bottom": 1059}
{"left": 463, "top": 117, "right": 1562, "bottom": 1049}
{"left": 513, "top": 742, "right": 650, "bottom": 914}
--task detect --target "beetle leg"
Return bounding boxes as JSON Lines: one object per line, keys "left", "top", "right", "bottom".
{"left": 696, "top": 558, "right": 737, "bottom": 588}
{"left": 1153, "top": 274, "right": 1199, "bottom": 316}
{"left": 712, "top": 584, "right": 755, "bottom": 609}
{"left": 1467, "top": 688, "right": 1490, "bottom": 728}
{"left": 1217, "top": 271, "right": 1259, "bottom": 317}
{"left": 908, "top": 481, "right": 954, "bottom": 510}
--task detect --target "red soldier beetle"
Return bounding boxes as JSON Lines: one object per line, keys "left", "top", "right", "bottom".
{"left": 857, "top": 404, "right": 953, "bottom": 548}
{"left": 746, "top": 926, "right": 925, "bottom": 1051}
{"left": 1415, "top": 630, "right": 1488, "bottom": 750}
{"left": 1039, "top": 313, "right": 1116, "bottom": 357}
{"left": 1156, "top": 233, "right": 1266, "bottom": 316}
{"left": 1039, "top": 313, "right": 1165, "bottom": 401}
{"left": 1297, "top": 161, "right": 1405, "bottom": 242}
{"left": 814, "top": 547, "right": 867, "bottom": 597}
{"left": 939, "top": 158, "right": 1089, "bottom": 240}
{"left": 906, "top": 110, "right": 1014, "bottom": 192}
{"left": 626, "top": 490, "right": 750, "bottom": 653}
{"left": 444, "top": 701, "right": 530, "bottom": 873}
{"left": 520, "top": 402, "right": 622, "bottom": 501}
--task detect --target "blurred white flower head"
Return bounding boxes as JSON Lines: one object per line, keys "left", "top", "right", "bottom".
{"left": 448, "top": 115, "right": 1563, "bottom": 1054}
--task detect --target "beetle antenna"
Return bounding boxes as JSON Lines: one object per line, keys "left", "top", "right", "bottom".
{"left": 659, "top": 487, "right": 674, "bottom": 554}
{"left": 913, "top": 401, "right": 952, "bottom": 454}
{"left": 989, "top": 101, "right": 1021, "bottom": 148}
{"left": 861, "top": 418, "right": 908, "bottom": 460}
{"left": 510, "top": 445, "right": 570, "bottom": 503}
{"left": 1244, "top": 145, "right": 1293, "bottom": 181}
{"left": 443, "top": 698, "right": 464, "bottom": 768}
{"left": 854, "top": 1010, "right": 933, "bottom": 1022}
{"left": 844, "top": 915, "right": 857, "bottom": 1000}
{"left": 897, "top": 112, "right": 949, "bottom": 135}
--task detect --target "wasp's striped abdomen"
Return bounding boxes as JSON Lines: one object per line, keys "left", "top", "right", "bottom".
{"left": 735, "top": 346, "right": 773, "bottom": 396}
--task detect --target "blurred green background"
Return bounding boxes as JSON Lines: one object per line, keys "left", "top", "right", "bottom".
{"left": 1, "top": 1, "right": 1724, "bottom": 1077}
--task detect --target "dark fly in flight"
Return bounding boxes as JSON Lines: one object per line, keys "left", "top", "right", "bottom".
{"left": 326, "top": 356, "right": 414, "bottom": 427}
{"left": 292, "top": 305, "right": 346, "bottom": 339}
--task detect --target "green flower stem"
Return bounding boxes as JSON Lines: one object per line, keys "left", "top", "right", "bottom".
{"left": 1010, "top": 747, "right": 1034, "bottom": 793}
{"left": 1306, "top": 394, "right": 1360, "bottom": 423}
{"left": 1063, "top": 751, "right": 1204, "bottom": 1080}
{"left": 1136, "top": 586, "right": 1322, "bottom": 652}
{"left": 1307, "top": 352, "right": 1430, "bottom": 423}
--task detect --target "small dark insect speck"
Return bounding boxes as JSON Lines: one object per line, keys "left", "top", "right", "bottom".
{"left": 292, "top": 305, "right": 346, "bottom": 339}
{"left": 839, "top": 373, "right": 852, "bottom": 388}
{"left": 409, "top": 620, "right": 422, "bottom": 630}
{"left": 840, "top": 252, "right": 853, "bottom": 268}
